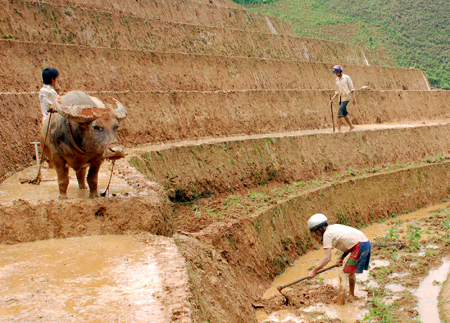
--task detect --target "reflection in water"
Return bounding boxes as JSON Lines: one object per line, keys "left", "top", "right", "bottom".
{"left": 0, "top": 236, "right": 166, "bottom": 322}
{"left": 0, "top": 163, "right": 135, "bottom": 203}
{"left": 358, "top": 260, "right": 390, "bottom": 282}
{"left": 385, "top": 283, "right": 405, "bottom": 293}
{"left": 415, "top": 258, "right": 450, "bottom": 323}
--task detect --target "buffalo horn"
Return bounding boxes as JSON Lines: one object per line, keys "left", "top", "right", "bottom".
{"left": 111, "top": 98, "right": 127, "bottom": 120}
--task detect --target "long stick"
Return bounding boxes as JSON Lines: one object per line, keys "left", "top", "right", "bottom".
{"left": 277, "top": 264, "right": 339, "bottom": 292}
{"left": 330, "top": 94, "right": 335, "bottom": 132}
{"left": 21, "top": 113, "right": 53, "bottom": 185}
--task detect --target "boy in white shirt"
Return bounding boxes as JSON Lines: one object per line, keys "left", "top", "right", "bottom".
{"left": 307, "top": 213, "right": 371, "bottom": 305}
{"left": 329, "top": 65, "right": 356, "bottom": 132}
{"left": 39, "top": 67, "right": 59, "bottom": 123}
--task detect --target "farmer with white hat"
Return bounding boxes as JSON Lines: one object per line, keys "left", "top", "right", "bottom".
{"left": 307, "top": 213, "right": 371, "bottom": 305}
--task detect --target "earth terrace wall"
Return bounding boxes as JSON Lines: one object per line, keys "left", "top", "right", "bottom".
{"left": 0, "top": 12, "right": 366, "bottom": 63}
{"left": 0, "top": 41, "right": 428, "bottom": 92}
{"left": 178, "top": 161, "right": 450, "bottom": 322}
{"left": 2, "top": 0, "right": 295, "bottom": 37}
{"left": 0, "top": 189, "right": 173, "bottom": 245}
{"left": 130, "top": 123, "right": 450, "bottom": 200}
{"left": 108, "top": 89, "right": 449, "bottom": 145}
{"left": 51, "top": 0, "right": 244, "bottom": 11}
{"left": 2, "top": 90, "right": 450, "bottom": 181}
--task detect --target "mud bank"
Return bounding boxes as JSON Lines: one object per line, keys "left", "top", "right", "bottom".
{"left": 4, "top": 91, "right": 450, "bottom": 183}
{"left": 131, "top": 123, "right": 450, "bottom": 200}
{"left": 0, "top": 42, "right": 427, "bottom": 93}
{"left": 0, "top": 25, "right": 363, "bottom": 63}
{"left": 174, "top": 161, "right": 450, "bottom": 322}
{"left": 1, "top": 0, "right": 294, "bottom": 38}
{"left": 0, "top": 42, "right": 426, "bottom": 93}
{"left": 51, "top": 0, "right": 244, "bottom": 12}
{"left": 0, "top": 160, "right": 173, "bottom": 244}
{"left": 440, "top": 273, "right": 450, "bottom": 322}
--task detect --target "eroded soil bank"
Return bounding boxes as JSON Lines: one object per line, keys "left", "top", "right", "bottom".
{"left": 131, "top": 122, "right": 450, "bottom": 201}
{"left": 0, "top": 160, "right": 173, "bottom": 244}
{"left": 173, "top": 160, "right": 450, "bottom": 322}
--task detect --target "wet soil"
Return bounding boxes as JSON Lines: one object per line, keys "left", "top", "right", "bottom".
{"left": 257, "top": 205, "right": 450, "bottom": 323}
{"left": 0, "top": 162, "right": 135, "bottom": 203}
{"left": 0, "top": 234, "right": 191, "bottom": 322}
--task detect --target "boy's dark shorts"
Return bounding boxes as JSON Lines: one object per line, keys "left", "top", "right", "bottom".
{"left": 338, "top": 101, "right": 349, "bottom": 118}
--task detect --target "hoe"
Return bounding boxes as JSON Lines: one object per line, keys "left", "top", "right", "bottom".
{"left": 276, "top": 264, "right": 339, "bottom": 304}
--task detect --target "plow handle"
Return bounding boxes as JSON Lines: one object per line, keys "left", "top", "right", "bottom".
{"left": 330, "top": 94, "right": 335, "bottom": 132}
{"left": 277, "top": 264, "right": 339, "bottom": 292}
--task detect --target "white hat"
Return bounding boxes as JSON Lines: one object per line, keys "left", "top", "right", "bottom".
{"left": 307, "top": 213, "right": 328, "bottom": 232}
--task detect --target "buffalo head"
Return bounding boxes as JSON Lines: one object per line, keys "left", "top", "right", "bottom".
{"left": 54, "top": 91, "right": 127, "bottom": 160}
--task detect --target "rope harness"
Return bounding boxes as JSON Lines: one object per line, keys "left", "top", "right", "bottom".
{"left": 65, "top": 118, "right": 88, "bottom": 155}
{"left": 100, "top": 160, "right": 116, "bottom": 197}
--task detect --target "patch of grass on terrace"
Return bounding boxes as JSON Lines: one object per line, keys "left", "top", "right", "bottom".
{"left": 187, "top": 155, "right": 450, "bottom": 222}
{"left": 241, "top": 0, "right": 450, "bottom": 89}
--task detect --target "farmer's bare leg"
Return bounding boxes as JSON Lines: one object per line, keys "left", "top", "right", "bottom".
{"left": 344, "top": 116, "right": 354, "bottom": 131}
{"left": 336, "top": 272, "right": 350, "bottom": 305}
{"left": 53, "top": 156, "right": 69, "bottom": 199}
{"left": 337, "top": 117, "right": 343, "bottom": 131}
{"left": 349, "top": 273, "right": 356, "bottom": 296}
{"left": 76, "top": 167, "right": 88, "bottom": 189}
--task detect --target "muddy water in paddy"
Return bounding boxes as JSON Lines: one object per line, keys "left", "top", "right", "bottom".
{"left": 416, "top": 259, "right": 450, "bottom": 323}
{"left": 0, "top": 235, "right": 166, "bottom": 322}
{"left": 258, "top": 203, "right": 450, "bottom": 323}
{"left": 0, "top": 163, "right": 135, "bottom": 203}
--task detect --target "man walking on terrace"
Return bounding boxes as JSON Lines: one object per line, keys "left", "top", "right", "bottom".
{"left": 330, "top": 65, "right": 356, "bottom": 131}
{"left": 307, "top": 213, "right": 371, "bottom": 305}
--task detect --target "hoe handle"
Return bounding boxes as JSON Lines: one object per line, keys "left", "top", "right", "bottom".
{"left": 277, "top": 264, "right": 339, "bottom": 292}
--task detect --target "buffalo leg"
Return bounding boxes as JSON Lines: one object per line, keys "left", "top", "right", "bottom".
{"left": 53, "top": 156, "right": 70, "bottom": 199}
{"left": 76, "top": 168, "right": 88, "bottom": 189}
{"left": 87, "top": 163, "right": 101, "bottom": 198}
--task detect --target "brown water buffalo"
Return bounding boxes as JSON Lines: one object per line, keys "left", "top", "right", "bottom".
{"left": 41, "top": 91, "right": 127, "bottom": 198}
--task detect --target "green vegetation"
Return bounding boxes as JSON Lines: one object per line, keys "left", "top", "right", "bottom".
{"left": 364, "top": 295, "right": 397, "bottom": 322}
{"left": 240, "top": 0, "right": 450, "bottom": 89}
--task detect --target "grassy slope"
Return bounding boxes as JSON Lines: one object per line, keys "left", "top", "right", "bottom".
{"left": 241, "top": 0, "right": 450, "bottom": 89}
